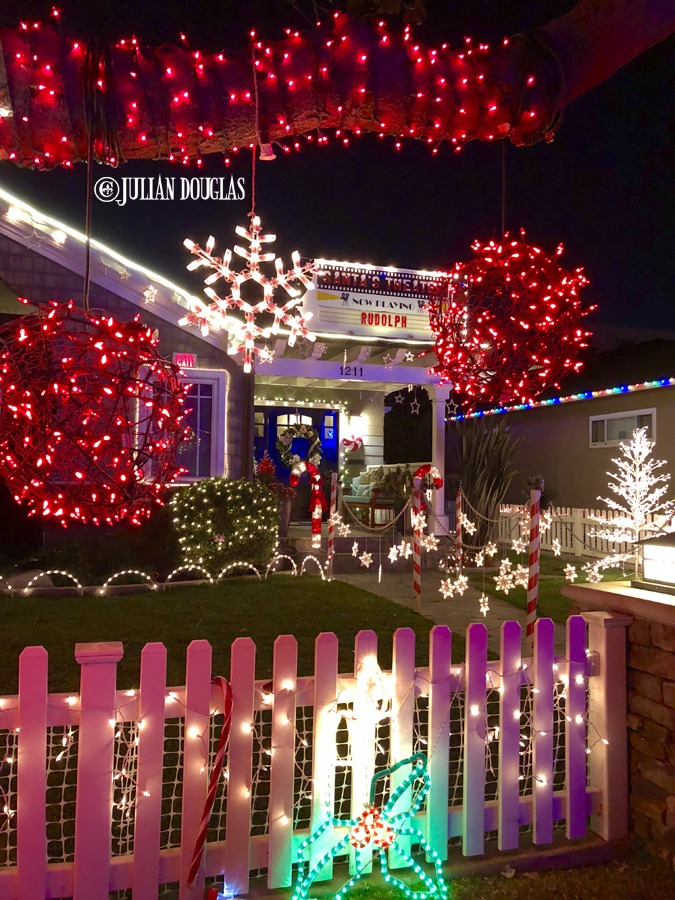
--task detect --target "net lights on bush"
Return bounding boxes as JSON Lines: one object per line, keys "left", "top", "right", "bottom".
{"left": 427, "top": 234, "right": 593, "bottom": 409}
{"left": 0, "top": 301, "right": 187, "bottom": 526}
{"left": 181, "top": 215, "right": 316, "bottom": 373}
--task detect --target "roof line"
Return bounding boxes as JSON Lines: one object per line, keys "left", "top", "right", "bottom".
{"left": 449, "top": 377, "right": 675, "bottom": 421}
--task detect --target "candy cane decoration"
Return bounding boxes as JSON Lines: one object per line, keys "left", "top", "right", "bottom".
{"left": 412, "top": 476, "right": 422, "bottom": 606}
{"left": 290, "top": 460, "right": 328, "bottom": 549}
{"left": 526, "top": 487, "right": 542, "bottom": 649}
{"left": 412, "top": 463, "right": 443, "bottom": 490}
{"left": 326, "top": 472, "right": 338, "bottom": 580}
{"left": 187, "top": 677, "right": 233, "bottom": 886}
{"left": 455, "top": 487, "right": 463, "bottom": 573}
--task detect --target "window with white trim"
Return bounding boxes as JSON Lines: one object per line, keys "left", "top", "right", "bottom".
{"left": 176, "top": 369, "right": 227, "bottom": 479}
{"left": 589, "top": 408, "right": 655, "bottom": 448}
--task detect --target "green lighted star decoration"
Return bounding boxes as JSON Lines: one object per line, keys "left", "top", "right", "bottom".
{"left": 292, "top": 753, "right": 449, "bottom": 900}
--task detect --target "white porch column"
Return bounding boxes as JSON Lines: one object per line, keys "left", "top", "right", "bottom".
{"left": 431, "top": 384, "right": 451, "bottom": 530}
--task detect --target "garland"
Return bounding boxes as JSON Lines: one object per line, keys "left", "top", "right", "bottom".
{"left": 276, "top": 423, "right": 322, "bottom": 470}
{"left": 0, "top": 15, "right": 566, "bottom": 169}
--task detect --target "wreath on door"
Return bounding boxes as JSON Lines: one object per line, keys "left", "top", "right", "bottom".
{"left": 276, "top": 423, "right": 322, "bottom": 470}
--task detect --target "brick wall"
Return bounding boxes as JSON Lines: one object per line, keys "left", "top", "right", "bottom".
{"left": 626, "top": 618, "right": 675, "bottom": 868}
{"left": 0, "top": 233, "right": 246, "bottom": 477}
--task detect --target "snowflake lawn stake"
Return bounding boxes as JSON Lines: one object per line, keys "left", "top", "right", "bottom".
{"left": 181, "top": 215, "right": 317, "bottom": 372}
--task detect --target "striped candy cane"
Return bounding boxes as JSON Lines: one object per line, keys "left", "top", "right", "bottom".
{"left": 188, "top": 677, "right": 233, "bottom": 886}
{"left": 412, "top": 477, "right": 422, "bottom": 606}
{"left": 326, "top": 472, "right": 338, "bottom": 580}
{"left": 526, "top": 488, "right": 542, "bottom": 649}
{"left": 455, "top": 487, "right": 463, "bottom": 573}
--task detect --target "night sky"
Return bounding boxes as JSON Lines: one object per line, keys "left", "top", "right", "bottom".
{"left": 0, "top": 0, "right": 673, "bottom": 333}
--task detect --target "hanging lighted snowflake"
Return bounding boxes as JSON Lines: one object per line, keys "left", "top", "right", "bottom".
{"left": 427, "top": 233, "right": 593, "bottom": 408}
{"left": 180, "top": 215, "right": 317, "bottom": 372}
{"left": 388, "top": 545, "right": 399, "bottom": 563}
{"left": 479, "top": 594, "right": 490, "bottom": 617}
{"left": 359, "top": 551, "right": 373, "bottom": 569}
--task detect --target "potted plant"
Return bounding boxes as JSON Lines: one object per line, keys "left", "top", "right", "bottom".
{"left": 378, "top": 465, "right": 413, "bottom": 534}
{"left": 255, "top": 451, "right": 297, "bottom": 539}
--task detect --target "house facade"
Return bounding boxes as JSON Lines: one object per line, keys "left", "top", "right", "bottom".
{"left": 0, "top": 185, "right": 453, "bottom": 531}
{"left": 448, "top": 341, "right": 675, "bottom": 510}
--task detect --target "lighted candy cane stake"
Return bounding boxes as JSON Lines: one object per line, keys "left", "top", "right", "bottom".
{"left": 526, "top": 486, "right": 542, "bottom": 650}
{"left": 455, "top": 487, "right": 463, "bottom": 573}
{"left": 187, "top": 677, "right": 232, "bottom": 886}
{"left": 412, "top": 477, "right": 422, "bottom": 607}
{"left": 326, "top": 472, "right": 338, "bottom": 580}
{"left": 290, "top": 461, "right": 327, "bottom": 549}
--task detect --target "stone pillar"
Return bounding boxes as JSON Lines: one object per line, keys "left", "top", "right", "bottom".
{"left": 563, "top": 582, "right": 675, "bottom": 868}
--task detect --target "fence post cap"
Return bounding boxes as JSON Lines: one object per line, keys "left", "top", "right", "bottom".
{"left": 580, "top": 611, "right": 634, "bottom": 629}
{"left": 74, "top": 641, "right": 124, "bottom": 664}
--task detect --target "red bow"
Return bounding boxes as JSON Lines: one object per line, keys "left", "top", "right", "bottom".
{"left": 349, "top": 807, "right": 394, "bottom": 850}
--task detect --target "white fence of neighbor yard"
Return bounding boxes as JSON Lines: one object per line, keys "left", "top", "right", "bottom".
{"left": 0, "top": 616, "right": 630, "bottom": 900}
{"left": 497, "top": 504, "right": 670, "bottom": 559}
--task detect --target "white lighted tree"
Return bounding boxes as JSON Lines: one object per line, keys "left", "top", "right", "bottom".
{"left": 588, "top": 427, "right": 675, "bottom": 578}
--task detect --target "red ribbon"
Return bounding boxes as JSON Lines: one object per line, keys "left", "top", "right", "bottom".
{"left": 349, "top": 807, "right": 394, "bottom": 850}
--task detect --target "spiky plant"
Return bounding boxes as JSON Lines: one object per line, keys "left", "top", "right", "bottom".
{"left": 450, "top": 418, "right": 521, "bottom": 547}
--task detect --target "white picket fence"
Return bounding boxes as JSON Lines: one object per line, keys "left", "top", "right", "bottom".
{"left": 498, "top": 504, "right": 670, "bottom": 559}
{"left": 0, "top": 616, "right": 629, "bottom": 899}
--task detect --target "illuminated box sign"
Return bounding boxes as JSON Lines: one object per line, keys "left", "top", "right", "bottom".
{"left": 307, "top": 259, "right": 446, "bottom": 341}
{"left": 636, "top": 532, "right": 675, "bottom": 594}
{"left": 173, "top": 352, "right": 197, "bottom": 368}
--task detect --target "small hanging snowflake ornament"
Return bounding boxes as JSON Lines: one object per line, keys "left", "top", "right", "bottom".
{"left": 359, "top": 551, "right": 373, "bottom": 569}
{"left": 180, "top": 215, "right": 317, "bottom": 372}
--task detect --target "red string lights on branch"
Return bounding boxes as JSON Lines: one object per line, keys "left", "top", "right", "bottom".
{"left": 0, "top": 13, "right": 565, "bottom": 169}
{"left": 427, "top": 233, "right": 594, "bottom": 410}
{"left": 0, "top": 301, "right": 188, "bottom": 526}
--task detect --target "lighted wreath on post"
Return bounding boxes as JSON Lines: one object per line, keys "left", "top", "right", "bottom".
{"left": 0, "top": 300, "right": 188, "bottom": 526}
{"left": 276, "top": 423, "right": 322, "bottom": 470}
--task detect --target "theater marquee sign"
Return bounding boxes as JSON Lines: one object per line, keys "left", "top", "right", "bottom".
{"left": 307, "top": 259, "right": 446, "bottom": 341}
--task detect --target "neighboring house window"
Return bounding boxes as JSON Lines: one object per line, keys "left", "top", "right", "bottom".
{"left": 176, "top": 369, "right": 228, "bottom": 479}
{"left": 589, "top": 408, "right": 655, "bottom": 448}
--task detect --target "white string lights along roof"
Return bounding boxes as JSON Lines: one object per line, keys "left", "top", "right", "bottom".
{"left": 181, "top": 215, "right": 318, "bottom": 373}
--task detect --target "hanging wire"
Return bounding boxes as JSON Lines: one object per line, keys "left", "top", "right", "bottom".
{"left": 501, "top": 140, "right": 507, "bottom": 237}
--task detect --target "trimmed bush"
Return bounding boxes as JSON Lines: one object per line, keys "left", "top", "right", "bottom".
{"left": 170, "top": 477, "right": 279, "bottom": 573}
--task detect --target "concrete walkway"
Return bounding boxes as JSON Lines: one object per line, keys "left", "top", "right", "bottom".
{"left": 336, "top": 569, "right": 567, "bottom": 656}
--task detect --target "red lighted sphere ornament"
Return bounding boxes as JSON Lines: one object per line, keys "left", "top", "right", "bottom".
{"left": 427, "top": 234, "right": 594, "bottom": 409}
{"left": 0, "top": 301, "right": 188, "bottom": 526}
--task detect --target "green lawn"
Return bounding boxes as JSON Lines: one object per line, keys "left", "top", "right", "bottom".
{"left": 295, "top": 843, "right": 673, "bottom": 899}
{"left": 0, "top": 576, "right": 464, "bottom": 694}
{"left": 467, "top": 551, "right": 627, "bottom": 625}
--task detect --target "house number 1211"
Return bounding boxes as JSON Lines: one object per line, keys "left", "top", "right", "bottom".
{"left": 339, "top": 365, "right": 364, "bottom": 377}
